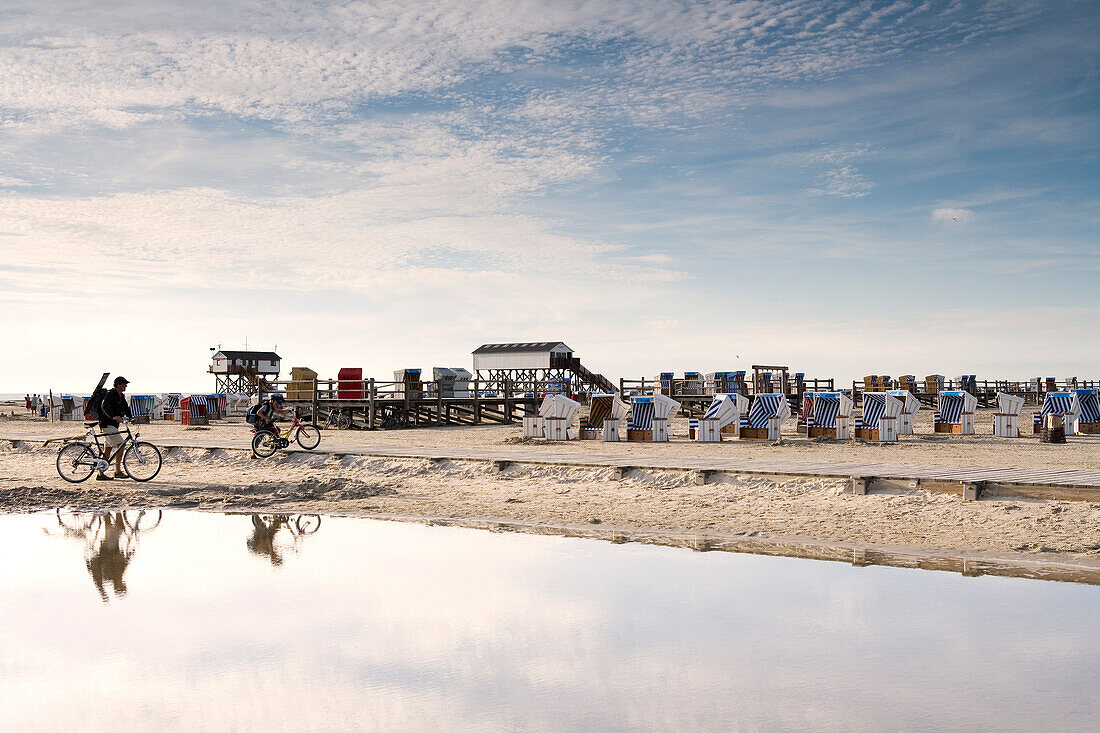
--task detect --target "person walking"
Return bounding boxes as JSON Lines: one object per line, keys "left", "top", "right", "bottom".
{"left": 97, "top": 377, "right": 132, "bottom": 480}
{"left": 24, "top": 394, "right": 31, "bottom": 413}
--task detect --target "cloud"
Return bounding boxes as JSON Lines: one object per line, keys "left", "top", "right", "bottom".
{"left": 807, "top": 165, "right": 875, "bottom": 198}
{"left": 932, "top": 207, "right": 975, "bottom": 223}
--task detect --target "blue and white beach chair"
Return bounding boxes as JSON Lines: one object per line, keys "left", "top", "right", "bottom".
{"left": 695, "top": 393, "right": 749, "bottom": 442}
{"left": 1073, "top": 389, "right": 1100, "bottom": 434}
{"left": 856, "top": 392, "right": 903, "bottom": 441}
{"left": 993, "top": 392, "right": 1025, "bottom": 438}
{"left": 934, "top": 390, "right": 978, "bottom": 435}
{"left": 886, "top": 390, "right": 921, "bottom": 435}
{"left": 1038, "top": 392, "right": 1082, "bottom": 436}
{"left": 806, "top": 392, "right": 853, "bottom": 440}
{"left": 740, "top": 394, "right": 791, "bottom": 441}
{"left": 129, "top": 395, "right": 156, "bottom": 423}
{"left": 629, "top": 393, "right": 681, "bottom": 441}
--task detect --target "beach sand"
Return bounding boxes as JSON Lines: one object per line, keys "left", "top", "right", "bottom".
{"left": 2, "top": 404, "right": 1099, "bottom": 572}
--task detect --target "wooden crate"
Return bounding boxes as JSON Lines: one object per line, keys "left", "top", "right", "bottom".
{"left": 739, "top": 427, "right": 772, "bottom": 441}
{"left": 1078, "top": 422, "right": 1100, "bottom": 434}
{"left": 934, "top": 423, "right": 963, "bottom": 434}
{"left": 626, "top": 429, "right": 653, "bottom": 441}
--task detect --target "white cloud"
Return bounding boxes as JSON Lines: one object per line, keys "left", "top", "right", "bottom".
{"left": 807, "top": 165, "right": 875, "bottom": 198}
{"left": 932, "top": 207, "right": 975, "bottom": 223}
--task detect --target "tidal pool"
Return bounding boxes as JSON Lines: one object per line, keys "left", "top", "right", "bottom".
{"left": 0, "top": 510, "right": 1097, "bottom": 732}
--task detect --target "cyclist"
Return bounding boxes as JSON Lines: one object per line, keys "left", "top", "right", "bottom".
{"left": 97, "top": 376, "right": 132, "bottom": 480}
{"left": 250, "top": 393, "right": 286, "bottom": 458}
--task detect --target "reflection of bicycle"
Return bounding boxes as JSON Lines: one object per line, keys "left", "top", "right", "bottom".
{"left": 246, "top": 513, "right": 322, "bottom": 565}
{"left": 324, "top": 408, "right": 352, "bottom": 430}
{"left": 251, "top": 416, "right": 321, "bottom": 458}
{"left": 56, "top": 420, "right": 162, "bottom": 482}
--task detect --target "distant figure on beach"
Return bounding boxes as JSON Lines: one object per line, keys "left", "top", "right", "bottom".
{"left": 24, "top": 394, "right": 31, "bottom": 413}
{"left": 31, "top": 394, "right": 39, "bottom": 415}
{"left": 97, "top": 377, "right": 132, "bottom": 481}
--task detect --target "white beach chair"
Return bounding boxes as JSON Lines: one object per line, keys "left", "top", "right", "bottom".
{"left": 886, "top": 390, "right": 922, "bottom": 435}
{"left": 584, "top": 393, "right": 629, "bottom": 441}
{"left": 543, "top": 394, "right": 580, "bottom": 440}
{"left": 628, "top": 393, "right": 681, "bottom": 442}
{"left": 696, "top": 393, "right": 749, "bottom": 442}
{"left": 993, "top": 392, "right": 1025, "bottom": 438}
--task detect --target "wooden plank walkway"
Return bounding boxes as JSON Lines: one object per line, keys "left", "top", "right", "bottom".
{"left": 5, "top": 432, "right": 1099, "bottom": 501}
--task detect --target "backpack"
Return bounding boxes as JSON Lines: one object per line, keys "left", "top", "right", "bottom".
{"left": 86, "top": 387, "right": 108, "bottom": 422}
{"left": 246, "top": 403, "right": 262, "bottom": 425}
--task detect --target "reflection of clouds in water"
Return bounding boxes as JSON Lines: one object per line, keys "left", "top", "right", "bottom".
{"left": 2, "top": 513, "right": 1099, "bottom": 730}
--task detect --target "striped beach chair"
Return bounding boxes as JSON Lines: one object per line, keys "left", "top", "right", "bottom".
{"left": 129, "top": 395, "right": 156, "bottom": 423}
{"left": 993, "top": 392, "right": 1025, "bottom": 438}
{"left": 886, "top": 390, "right": 922, "bottom": 435}
{"left": 628, "top": 393, "right": 680, "bottom": 442}
{"left": 1073, "top": 389, "right": 1100, "bottom": 434}
{"left": 806, "top": 392, "right": 853, "bottom": 440}
{"left": 741, "top": 394, "right": 790, "bottom": 441}
{"left": 856, "top": 393, "right": 902, "bottom": 441}
{"left": 1038, "top": 392, "right": 1082, "bottom": 435}
{"left": 695, "top": 393, "right": 749, "bottom": 442}
{"left": 934, "top": 390, "right": 978, "bottom": 435}
{"left": 162, "top": 393, "right": 181, "bottom": 420}
{"left": 584, "top": 393, "right": 629, "bottom": 441}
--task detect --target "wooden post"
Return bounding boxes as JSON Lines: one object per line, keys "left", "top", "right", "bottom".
{"left": 311, "top": 380, "right": 318, "bottom": 423}
{"left": 436, "top": 382, "right": 443, "bottom": 427}
{"left": 474, "top": 379, "right": 481, "bottom": 425}
{"left": 368, "top": 378, "right": 376, "bottom": 429}
{"left": 48, "top": 389, "right": 54, "bottom": 422}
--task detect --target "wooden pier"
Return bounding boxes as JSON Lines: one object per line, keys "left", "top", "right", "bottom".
{"left": 277, "top": 378, "right": 542, "bottom": 429}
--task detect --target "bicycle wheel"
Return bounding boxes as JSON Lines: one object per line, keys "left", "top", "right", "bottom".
{"left": 295, "top": 514, "right": 321, "bottom": 535}
{"left": 336, "top": 411, "right": 352, "bottom": 430}
{"left": 123, "top": 441, "right": 162, "bottom": 482}
{"left": 296, "top": 424, "right": 321, "bottom": 450}
{"left": 252, "top": 431, "right": 279, "bottom": 458}
{"left": 56, "top": 442, "right": 97, "bottom": 483}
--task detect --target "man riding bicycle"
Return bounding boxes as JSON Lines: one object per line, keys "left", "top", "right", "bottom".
{"left": 97, "top": 376, "right": 132, "bottom": 480}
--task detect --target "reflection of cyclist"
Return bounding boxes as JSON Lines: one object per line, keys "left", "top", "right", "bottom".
{"left": 247, "top": 514, "right": 287, "bottom": 565}
{"left": 98, "top": 376, "right": 132, "bottom": 481}
{"left": 85, "top": 513, "right": 134, "bottom": 601}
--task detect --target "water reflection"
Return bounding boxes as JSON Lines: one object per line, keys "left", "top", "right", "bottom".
{"left": 245, "top": 513, "right": 322, "bottom": 566}
{"left": 42, "top": 510, "right": 162, "bottom": 602}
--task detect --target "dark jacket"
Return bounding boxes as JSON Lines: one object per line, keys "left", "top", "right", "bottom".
{"left": 100, "top": 389, "right": 132, "bottom": 428}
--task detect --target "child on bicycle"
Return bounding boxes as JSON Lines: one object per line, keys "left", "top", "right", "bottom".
{"left": 250, "top": 394, "right": 286, "bottom": 459}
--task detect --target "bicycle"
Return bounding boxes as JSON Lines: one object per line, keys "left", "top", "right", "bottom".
{"left": 323, "top": 407, "right": 352, "bottom": 430}
{"left": 251, "top": 416, "right": 321, "bottom": 458}
{"left": 56, "top": 420, "right": 163, "bottom": 483}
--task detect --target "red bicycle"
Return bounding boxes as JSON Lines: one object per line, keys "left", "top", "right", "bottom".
{"left": 251, "top": 416, "right": 321, "bottom": 458}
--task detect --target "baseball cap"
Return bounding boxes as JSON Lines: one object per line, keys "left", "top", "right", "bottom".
{"left": 113, "top": 376, "right": 130, "bottom": 386}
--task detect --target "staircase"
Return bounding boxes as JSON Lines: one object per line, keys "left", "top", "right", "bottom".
{"left": 554, "top": 357, "right": 617, "bottom": 394}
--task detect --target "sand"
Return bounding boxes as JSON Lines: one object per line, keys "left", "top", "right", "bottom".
{"left": 2, "top": 404, "right": 1099, "bottom": 574}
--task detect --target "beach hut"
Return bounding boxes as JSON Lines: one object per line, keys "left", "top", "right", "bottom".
{"left": 581, "top": 393, "right": 629, "bottom": 441}
{"left": 181, "top": 395, "right": 209, "bottom": 426}
{"left": 543, "top": 394, "right": 580, "bottom": 441}
{"left": 1037, "top": 392, "right": 1082, "bottom": 436}
{"left": 856, "top": 393, "right": 903, "bottom": 442}
{"left": 695, "top": 393, "right": 749, "bottom": 442}
{"left": 628, "top": 393, "right": 680, "bottom": 442}
{"left": 432, "top": 367, "right": 473, "bottom": 399}
{"left": 806, "top": 392, "right": 853, "bottom": 440}
{"left": 886, "top": 389, "right": 922, "bottom": 435}
{"left": 740, "top": 394, "right": 791, "bottom": 441}
{"left": 1073, "top": 389, "right": 1100, "bottom": 434}
{"left": 934, "top": 390, "right": 978, "bottom": 435}
{"left": 993, "top": 392, "right": 1025, "bottom": 438}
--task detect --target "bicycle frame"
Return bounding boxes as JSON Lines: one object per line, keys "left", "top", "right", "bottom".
{"left": 81, "top": 422, "right": 141, "bottom": 471}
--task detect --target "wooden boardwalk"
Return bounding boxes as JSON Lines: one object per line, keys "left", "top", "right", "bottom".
{"left": 7, "top": 432, "right": 1100, "bottom": 502}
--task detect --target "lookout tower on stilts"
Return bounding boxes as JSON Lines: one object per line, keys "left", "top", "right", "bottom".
{"left": 210, "top": 350, "right": 282, "bottom": 396}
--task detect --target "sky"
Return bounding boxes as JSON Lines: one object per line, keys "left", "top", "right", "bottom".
{"left": 1, "top": 0, "right": 1098, "bottom": 393}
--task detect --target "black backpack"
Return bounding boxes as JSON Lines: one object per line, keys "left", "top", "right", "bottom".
{"left": 246, "top": 403, "right": 262, "bottom": 425}
{"left": 86, "top": 387, "right": 108, "bottom": 422}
